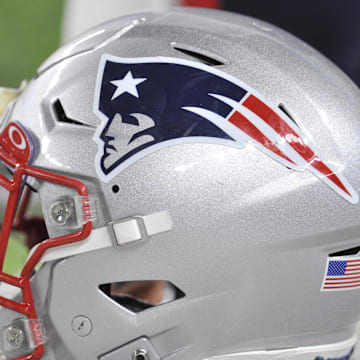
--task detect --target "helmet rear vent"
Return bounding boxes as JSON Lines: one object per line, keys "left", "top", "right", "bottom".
{"left": 330, "top": 246, "right": 360, "bottom": 257}
{"left": 99, "top": 280, "right": 185, "bottom": 313}
{"left": 171, "top": 43, "right": 225, "bottom": 66}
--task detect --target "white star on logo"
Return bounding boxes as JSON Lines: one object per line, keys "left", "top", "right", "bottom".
{"left": 110, "top": 71, "right": 147, "bottom": 100}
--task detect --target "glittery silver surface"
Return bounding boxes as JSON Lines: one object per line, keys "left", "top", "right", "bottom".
{"left": 1, "top": 7, "right": 360, "bottom": 360}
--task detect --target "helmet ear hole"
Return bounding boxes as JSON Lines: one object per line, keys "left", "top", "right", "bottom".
{"left": 99, "top": 281, "right": 185, "bottom": 313}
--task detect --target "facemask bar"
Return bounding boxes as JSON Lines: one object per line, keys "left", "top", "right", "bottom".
{"left": 0, "top": 122, "right": 92, "bottom": 360}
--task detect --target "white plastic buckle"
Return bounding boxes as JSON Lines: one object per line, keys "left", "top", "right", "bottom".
{"left": 36, "top": 210, "right": 172, "bottom": 263}
{"left": 110, "top": 210, "right": 172, "bottom": 246}
{"left": 110, "top": 216, "right": 148, "bottom": 246}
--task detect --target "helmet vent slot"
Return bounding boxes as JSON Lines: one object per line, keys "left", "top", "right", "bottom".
{"left": 53, "top": 99, "right": 90, "bottom": 127}
{"left": 278, "top": 103, "right": 299, "bottom": 127}
{"left": 329, "top": 246, "right": 360, "bottom": 257}
{"left": 99, "top": 280, "right": 185, "bottom": 313}
{"left": 171, "top": 43, "right": 225, "bottom": 66}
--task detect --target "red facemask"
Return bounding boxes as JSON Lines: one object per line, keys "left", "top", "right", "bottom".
{"left": 0, "top": 122, "right": 92, "bottom": 360}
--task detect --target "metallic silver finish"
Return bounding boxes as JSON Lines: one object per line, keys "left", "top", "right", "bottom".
{"left": 0, "top": 6, "right": 360, "bottom": 360}
{"left": 71, "top": 316, "right": 92, "bottom": 337}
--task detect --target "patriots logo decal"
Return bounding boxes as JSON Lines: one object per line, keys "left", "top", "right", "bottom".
{"left": 93, "top": 55, "right": 358, "bottom": 204}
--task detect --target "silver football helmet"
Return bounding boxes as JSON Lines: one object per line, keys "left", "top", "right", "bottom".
{"left": 0, "top": 7, "right": 360, "bottom": 360}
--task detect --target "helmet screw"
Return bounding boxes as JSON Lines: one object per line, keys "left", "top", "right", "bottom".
{"left": 5, "top": 326, "right": 24, "bottom": 349}
{"left": 71, "top": 315, "right": 92, "bottom": 337}
{"left": 50, "top": 201, "right": 71, "bottom": 225}
{"left": 132, "top": 348, "right": 149, "bottom": 360}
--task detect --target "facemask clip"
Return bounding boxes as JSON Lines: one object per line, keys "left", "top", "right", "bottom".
{"left": 0, "top": 318, "right": 47, "bottom": 360}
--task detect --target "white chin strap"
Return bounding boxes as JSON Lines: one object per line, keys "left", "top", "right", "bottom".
{"left": 2, "top": 211, "right": 171, "bottom": 299}
{"left": 31, "top": 210, "right": 172, "bottom": 263}
{"left": 206, "top": 336, "right": 356, "bottom": 360}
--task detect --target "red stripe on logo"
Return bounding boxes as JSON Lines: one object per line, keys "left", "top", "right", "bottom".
{"left": 228, "top": 111, "right": 295, "bottom": 164}
{"left": 243, "top": 95, "right": 351, "bottom": 196}
{"left": 311, "top": 160, "right": 350, "bottom": 196}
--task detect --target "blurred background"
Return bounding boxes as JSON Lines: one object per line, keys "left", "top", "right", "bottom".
{"left": 1, "top": 0, "right": 360, "bottom": 89}
{"left": 0, "top": 0, "right": 64, "bottom": 88}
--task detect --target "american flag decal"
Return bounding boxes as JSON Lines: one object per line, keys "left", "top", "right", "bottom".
{"left": 322, "top": 256, "right": 360, "bottom": 291}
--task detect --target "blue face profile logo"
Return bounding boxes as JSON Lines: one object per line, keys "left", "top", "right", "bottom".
{"left": 92, "top": 55, "right": 246, "bottom": 183}
{"left": 92, "top": 55, "right": 358, "bottom": 205}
